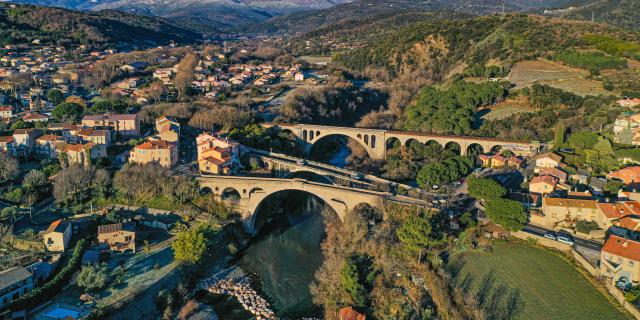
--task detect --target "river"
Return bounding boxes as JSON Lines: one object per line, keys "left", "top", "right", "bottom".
{"left": 233, "top": 192, "right": 328, "bottom": 319}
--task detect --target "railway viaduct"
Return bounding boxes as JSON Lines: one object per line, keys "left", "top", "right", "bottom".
{"left": 262, "top": 123, "right": 541, "bottom": 161}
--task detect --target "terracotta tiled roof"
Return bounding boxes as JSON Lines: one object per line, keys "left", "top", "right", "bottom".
{"left": 23, "top": 113, "right": 48, "bottom": 120}
{"left": 612, "top": 216, "right": 640, "bottom": 231}
{"left": 0, "top": 106, "right": 12, "bottom": 112}
{"left": 83, "top": 113, "right": 137, "bottom": 121}
{"left": 0, "top": 136, "right": 14, "bottom": 143}
{"left": 201, "top": 156, "right": 226, "bottom": 165}
{"left": 135, "top": 140, "right": 175, "bottom": 150}
{"left": 45, "top": 219, "right": 69, "bottom": 233}
{"left": 36, "top": 134, "right": 60, "bottom": 142}
{"left": 596, "top": 202, "right": 640, "bottom": 219}
{"left": 530, "top": 175, "right": 558, "bottom": 186}
{"left": 538, "top": 152, "right": 562, "bottom": 163}
{"left": 542, "top": 198, "right": 598, "bottom": 209}
{"left": 338, "top": 307, "right": 366, "bottom": 320}
{"left": 603, "top": 235, "right": 640, "bottom": 262}
{"left": 538, "top": 167, "right": 568, "bottom": 180}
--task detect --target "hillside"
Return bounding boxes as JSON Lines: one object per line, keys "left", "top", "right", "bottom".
{"left": 10, "top": 0, "right": 353, "bottom": 30}
{"left": 0, "top": 3, "right": 202, "bottom": 46}
{"left": 330, "top": 14, "right": 638, "bottom": 77}
{"left": 241, "top": 0, "right": 584, "bottom": 35}
{"left": 561, "top": 0, "right": 640, "bottom": 31}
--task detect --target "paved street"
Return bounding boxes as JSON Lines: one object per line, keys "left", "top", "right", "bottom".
{"left": 522, "top": 223, "right": 603, "bottom": 252}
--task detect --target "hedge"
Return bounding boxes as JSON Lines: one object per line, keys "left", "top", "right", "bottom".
{"left": 11, "top": 239, "right": 87, "bottom": 311}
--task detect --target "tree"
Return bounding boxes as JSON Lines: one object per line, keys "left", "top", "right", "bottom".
{"left": 65, "top": 95, "right": 87, "bottom": 108}
{"left": 76, "top": 264, "right": 108, "bottom": 292}
{"left": 568, "top": 131, "right": 598, "bottom": 151}
{"left": 22, "top": 170, "right": 48, "bottom": 208}
{"left": 605, "top": 179, "right": 624, "bottom": 196}
{"left": 340, "top": 254, "right": 374, "bottom": 307}
{"left": 47, "top": 89, "right": 64, "bottom": 105}
{"left": 0, "top": 153, "right": 18, "bottom": 183}
{"left": 172, "top": 225, "right": 208, "bottom": 264}
{"left": 52, "top": 102, "right": 83, "bottom": 122}
{"left": 468, "top": 176, "right": 506, "bottom": 200}
{"left": 396, "top": 214, "right": 442, "bottom": 261}
{"left": 484, "top": 198, "right": 526, "bottom": 231}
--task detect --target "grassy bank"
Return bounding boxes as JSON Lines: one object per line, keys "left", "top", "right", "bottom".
{"left": 447, "top": 242, "right": 631, "bottom": 320}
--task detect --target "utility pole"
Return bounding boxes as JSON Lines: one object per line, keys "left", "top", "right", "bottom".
{"left": 502, "top": 1, "right": 506, "bottom": 17}
{"left": 591, "top": 10, "right": 595, "bottom": 22}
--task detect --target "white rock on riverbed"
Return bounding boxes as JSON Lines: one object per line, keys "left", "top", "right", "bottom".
{"left": 201, "top": 278, "right": 276, "bottom": 319}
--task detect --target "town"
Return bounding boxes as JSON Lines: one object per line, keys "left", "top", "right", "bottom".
{"left": 1, "top": 0, "right": 640, "bottom": 319}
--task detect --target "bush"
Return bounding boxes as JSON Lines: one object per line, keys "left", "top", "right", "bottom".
{"left": 12, "top": 239, "right": 86, "bottom": 310}
{"left": 575, "top": 220, "right": 599, "bottom": 234}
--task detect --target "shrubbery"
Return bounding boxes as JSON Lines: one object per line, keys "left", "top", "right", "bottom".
{"left": 12, "top": 239, "right": 86, "bottom": 310}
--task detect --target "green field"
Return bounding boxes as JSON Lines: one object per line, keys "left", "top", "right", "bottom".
{"left": 447, "top": 242, "right": 631, "bottom": 320}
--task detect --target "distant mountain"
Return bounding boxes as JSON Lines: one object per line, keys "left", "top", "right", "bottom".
{"left": 0, "top": 3, "right": 202, "bottom": 46}
{"left": 240, "top": 0, "right": 587, "bottom": 35}
{"left": 8, "top": 0, "right": 353, "bottom": 30}
{"left": 560, "top": 0, "right": 640, "bottom": 31}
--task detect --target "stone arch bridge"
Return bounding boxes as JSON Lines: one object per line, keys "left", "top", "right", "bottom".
{"left": 197, "top": 176, "right": 394, "bottom": 233}
{"left": 263, "top": 123, "right": 541, "bottom": 161}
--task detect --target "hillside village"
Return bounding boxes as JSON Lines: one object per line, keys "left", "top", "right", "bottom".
{"left": 1, "top": 1, "right": 640, "bottom": 319}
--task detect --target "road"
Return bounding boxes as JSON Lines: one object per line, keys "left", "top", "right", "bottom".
{"left": 522, "top": 223, "right": 603, "bottom": 252}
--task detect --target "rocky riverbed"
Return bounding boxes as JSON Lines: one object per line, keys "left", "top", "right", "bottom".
{"left": 199, "top": 269, "right": 276, "bottom": 320}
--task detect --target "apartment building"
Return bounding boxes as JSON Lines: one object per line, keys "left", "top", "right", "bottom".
{"left": 129, "top": 140, "right": 178, "bottom": 168}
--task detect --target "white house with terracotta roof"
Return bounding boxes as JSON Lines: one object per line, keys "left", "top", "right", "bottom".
{"left": 601, "top": 235, "right": 640, "bottom": 285}
{"left": 81, "top": 113, "right": 140, "bottom": 136}
{"left": 529, "top": 175, "right": 558, "bottom": 195}
{"left": 43, "top": 219, "right": 72, "bottom": 252}
{"left": 534, "top": 152, "right": 562, "bottom": 173}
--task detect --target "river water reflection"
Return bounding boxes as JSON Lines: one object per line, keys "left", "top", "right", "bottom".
{"left": 236, "top": 193, "right": 327, "bottom": 319}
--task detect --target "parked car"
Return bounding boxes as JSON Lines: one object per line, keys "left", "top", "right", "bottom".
{"left": 543, "top": 231, "right": 557, "bottom": 241}
{"left": 296, "top": 159, "right": 307, "bottom": 166}
{"left": 350, "top": 173, "right": 364, "bottom": 180}
{"left": 557, "top": 234, "right": 574, "bottom": 246}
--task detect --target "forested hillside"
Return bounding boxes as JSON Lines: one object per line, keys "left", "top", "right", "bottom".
{"left": 0, "top": 3, "right": 202, "bottom": 46}
{"left": 563, "top": 0, "right": 640, "bottom": 31}
{"left": 333, "top": 14, "right": 637, "bottom": 77}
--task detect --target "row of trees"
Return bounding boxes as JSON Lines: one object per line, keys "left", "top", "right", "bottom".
{"left": 468, "top": 176, "right": 526, "bottom": 231}
{"left": 416, "top": 156, "right": 473, "bottom": 189}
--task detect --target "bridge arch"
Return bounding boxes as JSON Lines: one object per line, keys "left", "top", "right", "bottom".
{"left": 221, "top": 187, "right": 241, "bottom": 201}
{"left": 386, "top": 137, "right": 401, "bottom": 151}
{"left": 467, "top": 143, "right": 485, "bottom": 157}
{"left": 249, "top": 189, "right": 341, "bottom": 233}
{"left": 444, "top": 141, "right": 462, "bottom": 155}
{"left": 405, "top": 138, "right": 421, "bottom": 148}
{"left": 309, "top": 133, "right": 371, "bottom": 160}
{"left": 489, "top": 145, "right": 503, "bottom": 154}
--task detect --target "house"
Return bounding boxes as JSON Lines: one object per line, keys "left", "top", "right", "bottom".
{"left": 81, "top": 114, "right": 140, "bottom": 136}
{"left": 479, "top": 154, "right": 492, "bottom": 167}
{"left": 0, "top": 106, "right": 12, "bottom": 119}
{"left": 35, "top": 134, "right": 63, "bottom": 159}
{"left": 596, "top": 201, "right": 640, "bottom": 229}
{"left": 0, "top": 267, "right": 34, "bottom": 309}
{"left": 97, "top": 223, "right": 136, "bottom": 253}
{"left": 338, "top": 306, "right": 366, "bottom": 320}
{"left": 294, "top": 73, "right": 305, "bottom": 81}
{"left": 12, "top": 128, "right": 42, "bottom": 159}
{"left": 0, "top": 136, "right": 16, "bottom": 157}
{"left": 155, "top": 116, "right": 180, "bottom": 133}
{"left": 566, "top": 190, "right": 594, "bottom": 200}
{"left": 608, "top": 166, "right": 640, "bottom": 188}
{"left": 534, "top": 198, "right": 600, "bottom": 229}
{"left": 610, "top": 216, "right": 640, "bottom": 241}
{"left": 22, "top": 113, "right": 48, "bottom": 123}
{"left": 491, "top": 154, "right": 508, "bottom": 168}
{"left": 57, "top": 142, "right": 106, "bottom": 167}
{"left": 152, "top": 116, "right": 180, "bottom": 143}
{"left": 529, "top": 175, "right": 558, "bottom": 195}
{"left": 618, "top": 98, "right": 640, "bottom": 108}
{"left": 77, "top": 128, "right": 112, "bottom": 146}
{"left": 538, "top": 167, "right": 568, "bottom": 182}
{"left": 601, "top": 235, "right": 640, "bottom": 286}
{"left": 508, "top": 156, "right": 524, "bottom": 168}
{"left": 534, "top": 153, "right": 562, "bottom": 172}
{"left": 199, "top": 156, "right": 230, "bottom": 175}
{"left": 129, "top": 140, "right": 178, "bottom": 168}
{"left": 43, "top": 219, "right": 72, "bottom": 252}
{"left": 613, "top": 112, "right": 640, "bottom": 145}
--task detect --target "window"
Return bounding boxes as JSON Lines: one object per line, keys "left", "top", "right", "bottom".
{"left": 630, "top": 260, "right": 635, "bottom": 266}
